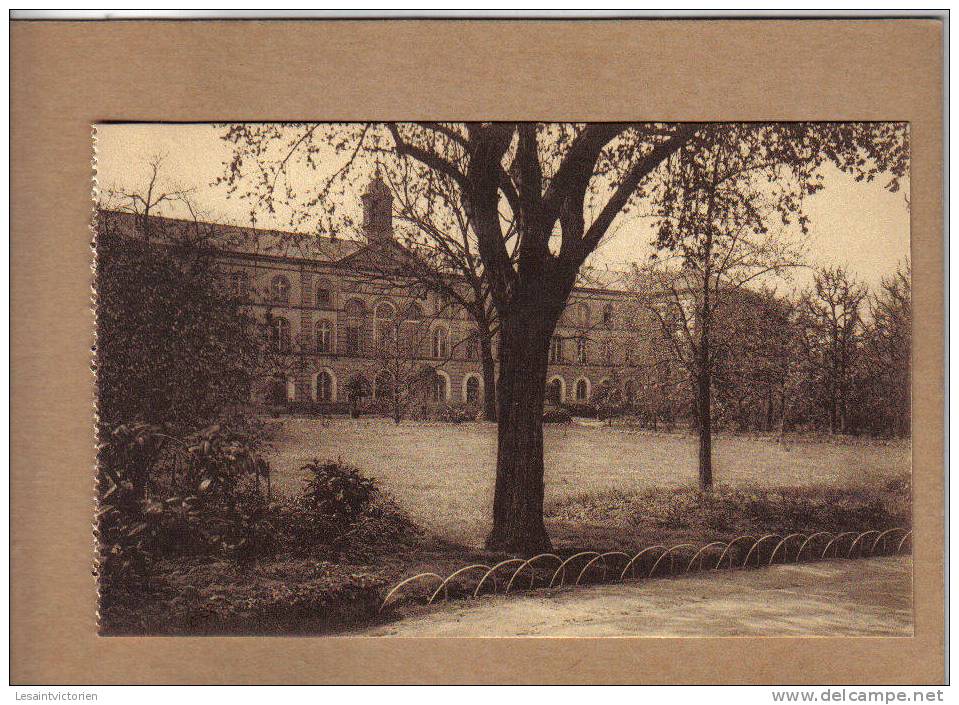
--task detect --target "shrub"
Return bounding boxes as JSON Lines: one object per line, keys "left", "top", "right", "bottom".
{"left": 546, "top": 480, "right": 911, "bottom": 542}
{"left": 563, "top": 402, "right": 601, "bottom": 418}
{"left": 276, "top": 460, "right": 419, "bottom": 558}
{"left": 302, "top": 459, "right": 378, "bottom": 519}
{"left": 543, "top": 406, "right": 573, "bottom": 424}
{"left": 440, "top": 403, "right": 474, "bottom": 424}
{"left": 95, "top": 213, "right": 261, "bottom": 433}
{"left": 96, "top": 418, "right": 276, "bottom": 596}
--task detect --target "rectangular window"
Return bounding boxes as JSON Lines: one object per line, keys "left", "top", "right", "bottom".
{"left": 316, "top": 287, "right": 332, "bottom": 309}
{"left": 375, "top": 323, "right": 395, "bottom": 354}
{"left": 577, "top": 338, "right": 588, "bottom": 364}
{"left": 345, "top": 323, "right": 361, "bottom": 355}
{"left": 549, "top": 336, "right": 564, "bottom": 364}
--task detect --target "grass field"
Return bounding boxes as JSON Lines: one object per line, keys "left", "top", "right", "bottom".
{"left": 264, "top": 417, "right": 911, "bottom": 549}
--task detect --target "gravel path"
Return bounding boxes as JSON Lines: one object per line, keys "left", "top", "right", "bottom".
{"left": 362, "top": 556, "right": 912, "bottom": 637}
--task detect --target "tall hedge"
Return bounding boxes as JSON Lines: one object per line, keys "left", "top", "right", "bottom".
{"left": 94, "top": 211, "right": 262, "bottom": 432}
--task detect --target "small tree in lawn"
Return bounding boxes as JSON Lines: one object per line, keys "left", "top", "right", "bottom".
{"left": 370, "top": 303, "right": 442, "bottom": 424}
{"left": 356, "top": 163, "right": 502, "bottom": 421}
{"left": 635, "top": 124, "right": 811, "bottom": 489}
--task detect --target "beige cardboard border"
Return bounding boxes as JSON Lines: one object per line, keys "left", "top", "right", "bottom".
{"left": 10, "top": 19, "right": 944, "bottom": 684}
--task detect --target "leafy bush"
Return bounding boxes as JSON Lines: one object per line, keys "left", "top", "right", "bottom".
{"left": 278, "top": 460, "right": 419, "bottom": 558}
{"left": 303, "top": 459, "right": 378, "bottom": 519}
{"left": 440, "top": 403, "right": 475, "bottom": 423}
{"left": 407, "top": 402, "right": 477, "bottom": 423}
{"left": 96, "top": 418, "right": 276, "bottom": 598}
{"left": 543, "top": 406, "right": 573, "bottom": 424}
{"left": 563, "top": 402, "right": 601, "bottom": 418}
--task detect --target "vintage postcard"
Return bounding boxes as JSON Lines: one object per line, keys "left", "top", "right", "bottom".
{"left": 93, "top": 121, "right": 913, "bottom": 638}
{"left": 11, "top": 17, "right": 944, "bottom": 686}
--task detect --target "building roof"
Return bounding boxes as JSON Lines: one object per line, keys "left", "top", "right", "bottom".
{"left": 96, "top": 208, "right": 638, "bottom": 297}
{"left": 97, "top": 209, "right": 365, "bottom": 264}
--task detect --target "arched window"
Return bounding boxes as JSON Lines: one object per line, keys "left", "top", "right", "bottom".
{"left": 315, "top": 280, "right": 333, "bottom": 309}
{"left": 549, "top": 336, "right": 564, "bottom": 364}
{"left": 576, "top": 337, "right": 588, "bottom": 364}
{"left": 465, "top": 375, "right": 481, "bottom": 404}
{"left": 576, "top": 378, "right": 589, "bottom": 402}
{"left": 431, "top": 326, "right": 449, "bottom": 359}
{"left": 315, "top": 370, "right": 334, "bottom": 402}
{"left": 270, "top": 316, "right": 291, "bottom": 353}
{"left": 315, "top": 319, "right": 333, "bottom": 354}
{"left": 432, "top": 372, "right": 449, "bottom": 402}
{"left": 344, "top": 298, "right": 366, "bottom": 318}
{"left": 271, "top": 275, "right": 291, "bottom": 305}
{"left": 344, "top": 299, "right": 366, "bottom": 355}
{"left": 546, "top": 377, "right": 564, "bottom": 405}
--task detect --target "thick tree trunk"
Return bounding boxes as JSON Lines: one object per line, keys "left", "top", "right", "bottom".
{"left": 485, "top": 314, "right": 553, "bottom": 553}
{"left": 480, "top": 335, "right": 497, "bottom": 422}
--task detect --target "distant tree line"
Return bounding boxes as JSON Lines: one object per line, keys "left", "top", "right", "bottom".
{"left": 611, "top": 261, "right": 911, "bottom": 440}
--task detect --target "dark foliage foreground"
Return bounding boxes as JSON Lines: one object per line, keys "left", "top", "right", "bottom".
{"left": 97, "top": 420, "right": 420, "bottom": 635}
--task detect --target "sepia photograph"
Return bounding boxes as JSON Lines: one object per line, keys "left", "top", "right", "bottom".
{"left": 93, "top": 121, "right": 913, "bottom": 638}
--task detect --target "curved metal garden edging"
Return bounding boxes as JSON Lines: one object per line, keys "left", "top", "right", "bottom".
{"left": 768, "top": 533, "right": 808, "bottom": 566}
{"left": 795, "top": 532, "right": 833, "bottom": 562}
{"left": 429, "top": 564, "right": 493, "bottom": 604}
{"left": 380, "top": 572, "right": 444, "bottom": 613}
{"left": 847, "top": 530, "right": 882, "bottom": 558}
{"left": 686, "top": 541, "right": 728, "bottom": 573}
{"left": 379, "top": 526, "right": 914, "bottom": 613}
{"left": 821, "top": 532, "right": 859, "bottom": 559}
{"left": 505, "top": 553, "right": 562, "bottom": 594}
{"left": 648, "top": 543, "right": 697, "bottom": 578}
{"left": 714, "top": 535, "right": 757, "bottom": 569}
{"left": 550, "top": 551, "right": 603, "bottom": 589}
{"left": 473, "top": 558, "right": 527, "bottom": 598}
{"left": 871, "top": 527, "right": 909, "bottom": 554}
{"left": 620, "top": 545, "right": 668, "bottom": 581}
{"left": 742, "top": 534, "right": 784, "bottom": 568}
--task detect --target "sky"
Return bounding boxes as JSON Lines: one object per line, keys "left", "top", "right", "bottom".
{"left": 94, "top": 123, "right": 911, "bottom": 291}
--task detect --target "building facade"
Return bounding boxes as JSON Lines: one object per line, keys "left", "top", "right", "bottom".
{"left": 105, "top": 175, "right": 642, "bottom": 413}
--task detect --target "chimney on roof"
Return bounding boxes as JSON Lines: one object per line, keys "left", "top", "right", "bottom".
{"left": 361, "top": 168, "right": 393, "bottom": 244}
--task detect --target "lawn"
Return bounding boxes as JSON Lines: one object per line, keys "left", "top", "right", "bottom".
{"left": 264, "top": 417, "right": 911, "bottom": 549}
